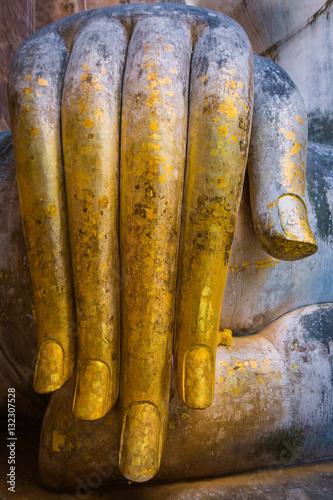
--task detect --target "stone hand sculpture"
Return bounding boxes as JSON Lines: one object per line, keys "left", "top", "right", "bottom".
{"left": 7, "top": 3, "right": 320, "bottom": 484}
{"left": 1, "top": 130, "right": 333, "bottom": 491}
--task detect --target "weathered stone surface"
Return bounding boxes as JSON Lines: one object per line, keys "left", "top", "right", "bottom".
{"left": 221, "top": 141, "right": 333, "bottom": 335}
{"left": 0, "top": 0, "right": 34, "bottom": 130}
{"left": 1, "top": 132, "right": 332, "bottom": 416}
{"left": 187, "top": 0, "right": 324, "bottom": 55}
{"left": 2, "top": 1, "right": 332, "bottom": 145}
{"left": 37, "top": 303, "right": 333, "bottom": 488}
{"left": 0, "top": 423, "right": 332, "bottom": 498}
{"left": 0, "top": 132, "right": 47, "bottom": 421}
{"left": 0, "top": 1, "right": 159, "bottom": 130}
{"left": 187, "top": 0, "right": 333, "bottom": 145}
{"left": 1, "top": 1, "right": 333, "bottom": 492}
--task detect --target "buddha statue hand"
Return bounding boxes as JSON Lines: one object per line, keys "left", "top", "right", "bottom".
{"left": 8, "top": 4, "right": 317, "bottom": 482}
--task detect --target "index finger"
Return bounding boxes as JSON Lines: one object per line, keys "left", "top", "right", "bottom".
{"left": 174, "top": 23, "right": 253, "bottom": 409}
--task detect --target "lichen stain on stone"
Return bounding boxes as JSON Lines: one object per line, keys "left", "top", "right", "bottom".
{"left": 253, "top": 427, "right": 304, "bottom": 463}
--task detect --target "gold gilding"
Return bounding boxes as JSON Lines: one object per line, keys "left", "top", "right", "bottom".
{"left": 9, "top": 32, "right": 76, "bottom": 395}
{"left": 9, "top": 10, "right": 320, "bottom": 486}
{"left": 73, "top": 360, "right": 110, "bottom": 420}
{"left": 175, "top": 27, "right": 253, "bottom": 410}
{"left": 120, "top": 403, "right": 161, "bottom": 482}
{"left": 34, "top": 340, "right": 64, "bottom": 393}
{"left": 184, "top": 345, "right": 214, "bottom": 409}
{"left": 62, "top": 19, "right": 127, "bottom": 419}
{"left": 247, "top": 60, "right": 318, "bottom": 262}
{"left": 119, "top": 18, "right": 192, "bottom": 481}
{"left": 218, "top": 329, "right": 233, "bottom": 346}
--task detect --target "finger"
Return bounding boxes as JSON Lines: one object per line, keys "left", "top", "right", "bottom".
{"left": 119, "top": 18, "right": 191, "bottom": 481}
{"left": 8, "top": 31, "right": 76, "bottom": 394}
{"left": 175, "top": 23, "right": 253, "bottom": 409}
{"left": 61, "top": 18, "right": 127, "bottom": 420}
{"left": 247, "top": 55, "right": 317, "bottom": 261}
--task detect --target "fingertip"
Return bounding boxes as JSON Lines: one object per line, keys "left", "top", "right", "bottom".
{"left": 72, "top": 360, "right": 114, "bottom": 421}
{"left": 119, "top": 402, "right": 161, "bottom": 482}
{"left": 258, "top": 194, "right": 318, "bottom": 261}
{"left": 183, "top": 345, "right": 214, "bottom": 409}
{"left": 277, "top": 194, "right": 318, "bottom": 258}
{"left": 33, "top": 340, "right": 65, "bottom": 394}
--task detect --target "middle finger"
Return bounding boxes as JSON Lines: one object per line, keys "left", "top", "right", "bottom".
{"left": 119, "top": 16, "right": 192, "bottom": 482}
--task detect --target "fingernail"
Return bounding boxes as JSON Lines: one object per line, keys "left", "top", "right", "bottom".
{"left": 278, "top": 194, "right": 318, "bottom": 257}
{"left": 73, "top": 360, "right": 110, "bottom": 420}
{"left": 33, "top": 340, "right": 64, "bottom": 393}
{"left": 183, "top": 345, "right": 214, "bottom": 409}
{"left": 119, "top": 402, "right": 161, "bottom": 482}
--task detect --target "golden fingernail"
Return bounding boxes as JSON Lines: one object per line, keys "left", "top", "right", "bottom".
{"left": 183, "top": 345, "right": 214, "bottom": 409}
{"left": 33, "top": 340, "right": 64, "bottom": 394}
{"left": 278, "top": 194, "right": 318, "bottom": 257}
{"left": 73, "top": 360, "right": 110, "bottom": 420}
{"left": 119, "top": 402, "right": 161, "bottom": 482}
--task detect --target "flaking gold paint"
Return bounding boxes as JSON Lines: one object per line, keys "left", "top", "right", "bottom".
{"left": 175, "top": 30, "right": 253, "bottom": 410}
{"left": 61, "top": 19, "right": 126, "bottom": 420}
{"left": 10, "top": 38, "right": 77, "bottom": 395}
{"left": 119, "top": 19, "right": 192, "bottom": 482}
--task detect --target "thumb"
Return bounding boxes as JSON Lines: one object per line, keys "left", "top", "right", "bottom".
{"left": 248, "top": 55, "right": 317, "bottom": 261}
